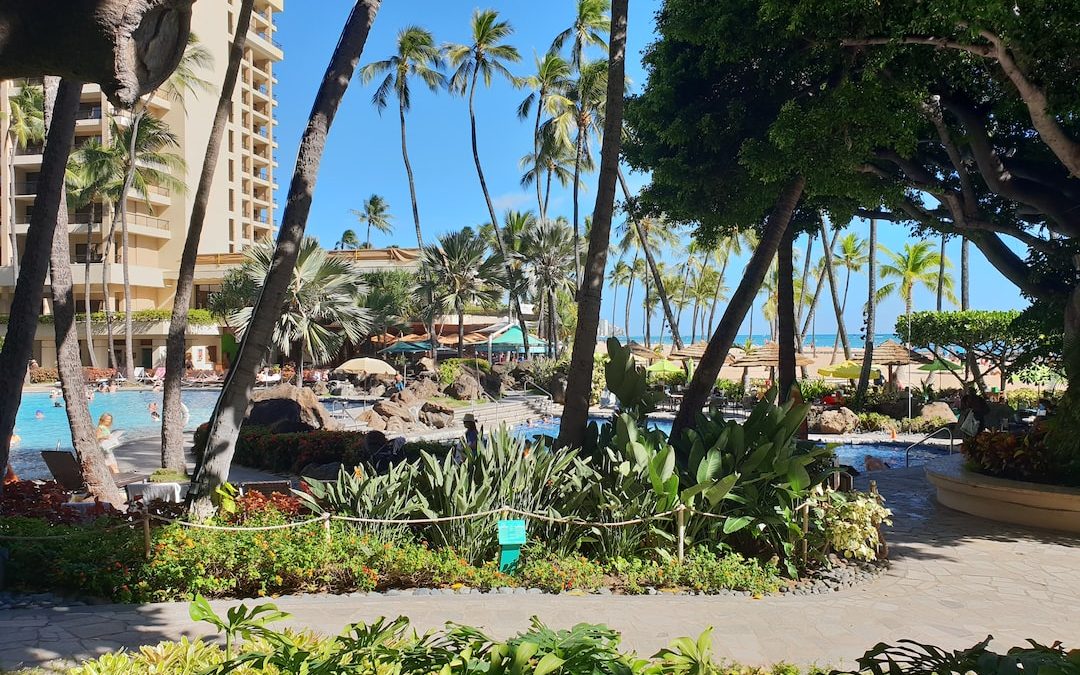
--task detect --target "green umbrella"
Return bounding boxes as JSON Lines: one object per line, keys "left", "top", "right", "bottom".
{"left": 647, "top": 359, "right": 684, "bottom": 374}
{"left": 919, "top": 359, "right": 961, "bottom": 372}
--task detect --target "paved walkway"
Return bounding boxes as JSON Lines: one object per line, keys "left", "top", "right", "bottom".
{"left": 3, "top": 467, "right": 1079, "bottom": 671}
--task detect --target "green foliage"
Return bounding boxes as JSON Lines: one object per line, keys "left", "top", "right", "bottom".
{"left": 961, "top": 429, "right": 1078, "bottom": 487}
{"left": 149, "top": 469, "right": 189, "bottom": 484}
{"left": 714, "top": 379, "right": 745, "bottom": 401}
{"left": 438, "top": 357, "right": 492, "bottom": 386}
{"left": 189, "top": 593, "right": 290, "bottom": 658}
{"left": 649, "top": 369, "right": 687, "bottom": 388}
{"left": 847, "top": 636, "right": 1080, "bottom": 675}
{"left": 856, "top": 414, "right": 953, "bottom": 435}
{"left": 517, "top": 551, "right": 605, "bottom": 593}
{"left": 807, "top": 491, "right": 892, "bottom": 562}
{"left": 193, "top": 424, "right": 397, "bottom": 474}
{"left": 604, "top": 338, "right": 663, "bottom": 418}
{"left": 613, "top": 550, "right": 782, "bottom": 596}
{"left": 798, "top": 380, "right": 833, "bottom": 402}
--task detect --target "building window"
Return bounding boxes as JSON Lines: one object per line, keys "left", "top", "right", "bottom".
{"left": 194, "top": 284, "right": 222, "bottom": 310}
{"left": 73, "top": 244, "right": 103, "bottom": 264}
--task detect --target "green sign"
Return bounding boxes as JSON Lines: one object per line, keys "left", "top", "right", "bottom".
{"left": 497, "top": 519, "right": 526, "bottom": 572}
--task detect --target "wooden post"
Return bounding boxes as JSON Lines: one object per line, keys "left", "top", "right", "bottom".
{"left": 142, "top": 510, "right": 151, "bottom": 560}
{"left": 800, "top": 502, "right": 810, "bottom": 566}
{"left": 322, "top": 513, "right": 331, "bottom": 543}
{"left": 676, "top": 506, "right": 686, "bottom": 563}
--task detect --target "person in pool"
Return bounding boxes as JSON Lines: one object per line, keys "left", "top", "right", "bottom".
{"left": 148, "top": 402, "right": 161, "bottom": 421}
{"left": 34, "top": 410, "right": 44, "bottom": 420}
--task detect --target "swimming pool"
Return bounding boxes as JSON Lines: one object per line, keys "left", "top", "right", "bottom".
{"left": 514, "top": 418, "right": 949, "bottom": 470}
{"left": 10, "top": 389, "right": 221, "bottom": 479}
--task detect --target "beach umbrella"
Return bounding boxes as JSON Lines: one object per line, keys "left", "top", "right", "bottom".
{"left": 872, "top": 340, "right": 930, "bottom": 366}
{"left": 381, "top": 341, "right": 429, "bottom": 354}
{"left": 333, "top": 357, "right": 398, "bottom": 376}
{"left": 730, "top": 343, "right": 813, "bottom": 368}
{"left": 647, "top": 359, "right": 684, "bottom": 374}
{"left": 819, "top": 360, "right": 881, "bottom": 379}
{"left": 671, "top": 342, "right": 709, "bottom": 360}
{"left": 628, "top": 341, "right": 663, "bottom": 363}
{"left": 919, "top": 359, "right": 961, "bottom": 372}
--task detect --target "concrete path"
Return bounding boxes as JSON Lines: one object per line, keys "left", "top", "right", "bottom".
{"left": 3, "top": 467, "right": 1079, "bottom": 671}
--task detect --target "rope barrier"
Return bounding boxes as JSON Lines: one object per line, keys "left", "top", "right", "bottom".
{"left": 330, "top": 509, "right": 506, "bottom": 525}
{"left": 146, "top": 512, "right": 330, "bottom": 532}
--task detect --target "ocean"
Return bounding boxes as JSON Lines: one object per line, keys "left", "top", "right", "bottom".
{"left": 609, "top": 333, "right": 899, "bottom": 348}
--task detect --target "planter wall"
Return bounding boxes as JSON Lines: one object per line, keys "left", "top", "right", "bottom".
{"left": 926, "top": 455, "right": 1080, "bottom": 534}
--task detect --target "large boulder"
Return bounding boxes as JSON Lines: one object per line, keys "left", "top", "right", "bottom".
{"left": 419, "top": 401, "right": 455, "bottom": 429}
{"left": 919, "top": 402, "right": 957, "bottom": 423}
{"left": 247, "top": 384, "right": 338, "bottom": 432}
{"left": 390, "top": 389, "right": 420, "bottom": 406}
{"left": 447, "top": 373, "right": 482, "bottom": 401}
{"left": 407, "top": 377, "right": 440, "bottom": 401}
{"left": 354, "top": 408, "right": 386, "bottom": 431}
{"left": 482, "top": 371, "right": 514, "bottom": 397}
{"left": 816, "top": 407, "right": 859, "bottom": 435}
{"left": 374, "top": 400, "right": 413, "bottom": 422}
{"left": 384, "top": 416, "right": 412, "bottom": 435}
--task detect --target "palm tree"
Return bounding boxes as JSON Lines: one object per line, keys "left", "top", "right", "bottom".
{"left": 517, "top": 53, "right": 571, "bottom": 219}
{"left": 878, "top": 240, "right": 957, "bottom": 318}
{"left": 616, "top": 213, "right": 683, "bottom": 348}
{"left": 419, "top": 229, "right": 506, "bottom": 357}
{"left": 818, "top": 221, "right": 852, "bottom": 362}
{"left": 544, "top": 59, "right": 608, "bottom": 286}
{"left": 445, "top": 9, "right": 532, "bottom": 356}
{"left": 335, "top": 229, "right": 361, "bottom": 251}
{"left": 361, "top": 26, "right": 444, "bottom": 248}
{"left": 523, "top": 219, "right": 576, "bottom": 357}
{"left": 192, "top": 0, "right": 382, "bottom": 516}
{"left": 551, "top": 0, "right": 610, "bottom": 68}
{"left": 831, "top": 232, "right": 868, "bottom": 360}
{"left": 349, "top": 194, "right": 393, "bottom": 247}
{"left": 856, "top": 220, "right": 877, "bottom": 399}
{"left": 5, "top": 84, "right": 45, "bottom": 279}
{"left": 608, "top": 258, "right": 631, "bottom": 336}
{"left": 519, "top": 134, "right": 583, "bottom": 217}
{"left": 558, "top": 0, "right": 627, "bottom": 449}
{"left": 231, "top": 237, "right": 372, "bottom": 382}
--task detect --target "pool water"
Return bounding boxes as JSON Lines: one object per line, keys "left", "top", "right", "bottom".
{"left": 10, "top": 389, "right": 221, "bottom": 479}
{"left": 514, "top": 417, "right": 949, "bottom": 471}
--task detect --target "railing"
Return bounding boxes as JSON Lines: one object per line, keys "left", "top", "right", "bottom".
{"left": 14, "top": 182, "right": 38, "bottom": 195}
{"left": 146, "top": 184, "right": 171, "bottom": 198}
{"left": 521, "top": 377, "right": 557, "bottom": 416}
{"left": 15, "top": 144, "right": 43, "bottom": 156}
{"left": 75, "top": 106, "right": 102, "bottom": 120}
{"left": 126, "top": 213, "right": 170, "bottom": 231}
{"left": 905, "top": 426, "right": 955, "bottom": 467}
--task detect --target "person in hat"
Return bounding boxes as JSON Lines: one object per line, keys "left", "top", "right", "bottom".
{"left": 462, "top": 413, "right": 479, "bottom": 451}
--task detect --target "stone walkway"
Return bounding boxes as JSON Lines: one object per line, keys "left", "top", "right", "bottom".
{"left": 3, "top": 467, "right": 1079, "bottom": 671}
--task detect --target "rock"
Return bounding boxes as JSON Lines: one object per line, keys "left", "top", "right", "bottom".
{"left": 816, "top": 406, "right": 859, "bottom": 434}
{"left": 383, "top": 417, "right": 409, "bottom": 435}
{"left": 300, "top": 462, "right": 343, "bottom": 481}
{"left": 919, "top": 402, "right": 957, "bottom": 423}
{"left": 367, "top": 384, "right": 386, "bottom": 398}
{"left": 408, "top": 377, "right": 440, "bottom": 400}
{"left": 247, "top": 384, "right": 339, "bottom": 431}
{"left": 355, "top": 408, "right": 386, "bottom": 431}
{"left": 373, "top": 400, "right": 413, "bottom": 422}
{"left": 447, "top": 373, "right": 482, "bottom": 401}
{"left": 390, "top": 389, "right": 420, "bottom": 406}
{"left": 419, "top": 401, "right": 454, "bottom": 429}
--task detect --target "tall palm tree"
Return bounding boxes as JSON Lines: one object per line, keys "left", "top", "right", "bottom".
{"left": 349, "top": 193, "right": 393, "bottom": 247}
{"left": 446, "top": 9, "right": 530, "bottom": 355}
{"left": 544, "top": 59, "right": 608, "bottom": 286}
{"left": 551, "top": 0, "right": 610, "bottom": 69}
{"left": 818, "top": 221, "right": 852, "bottom": 362}
{"left": 230, "top": 237, "right": 372, "bottom": 382}
{"left": 517, "top": 53, "right": 571, "bottom": 219}
{"left": 558, "top": 0, "right": 627, "bottom": 449}
{"left": 831, "top": 232, "right": 868, "bottom": 360}
{"left": 616, "top": 213, "right": 683, "bottom": 347}
{"left": 192, "top": 0, "right": 382, "bottom": 516}
{"left": 419, "top": 229, "right": 506, "bottom": 357}
{"left": 608, "top": 257, "right": 631, "bottom": 337}
{"left": 5, "top": 84, "right": 45, "bottom": 280}
{"left": 878, "top": 240, "right": 957, "bottom": 318}
{"left": 523, "top": 219, "right": 576, "bottom": 357}
{"left": 361, "top": 26, "right": 444, "bottom": 248}
{"left": 856, "top": 220, "right": 877, "bottom": 399}
{"left": 519, "top": 134, "right": 582, "bottom": 217}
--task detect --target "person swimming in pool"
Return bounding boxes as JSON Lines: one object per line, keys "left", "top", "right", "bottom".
{"left": 148, "top": 402, "right": 161, "bottom": 421}
{"left": 34, "top": 410, "right": 44, "bottom": 420}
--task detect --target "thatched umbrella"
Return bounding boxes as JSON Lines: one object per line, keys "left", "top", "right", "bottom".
{"left": 872, "top": 340, "right": 930, "bottom": 366}
{"left": 671, "top": 342, "right": 709, "bottom": 360}
{"left": 730, "top": 343, "right": 813, "bottom": 368}
{"left": 628, "top": 342, "right": 663, "bottom": 363}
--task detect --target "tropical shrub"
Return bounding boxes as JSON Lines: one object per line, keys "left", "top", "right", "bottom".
{"left": 799, "top": 379, "right": 834, "bottom": 402}
{"left": 806, "top": 490, "right": 892, "bottom": 562}
{"left": 962, "top": 428, "right": 1072, "bottom": 486}
{"left": 714, "top": 378, "right": 744, "bottom": 400}
{"left": 0, "top": 481, "right": 92, "bottom": 523}
{"left": 649, "top": 369, "right": 687, "bottom": 387}
{"left": 27, "top": 366, "right": 59, "bottom": 383}
{"left": 845, "top": 636, "right": 1080, "bottom": 675}
{"left": 604, "top": 338, "right": 662, "bottom": 417}
{"left": 1005, "top": 388, "right": 1041, "bottom": 410}
{"left": 517, "top": 550, "right": 605, "bottom": 592}
{"left": 437, "top": 357, "right": 491, "bottom": 386}
{"left": 856, "top": 413, "right": 897, "bottom": 433}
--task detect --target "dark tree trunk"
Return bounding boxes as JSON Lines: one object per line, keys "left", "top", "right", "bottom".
{"left": 0, "top": 79, "right": 80, "bottom": 489}
{"left": 671, "top": 176, "right": 805, "bottom": 442}
{"left": 399, "top": 97, "right": 423, "bottom": 246}
{"left": 118, "top": 109, "right": 141, "bottom": 383}
{"left": 0, "top": 0, "right": 193, "bottom": 107}
{"left": 556, "top": 0, "right": 627, "bottom": 449}
{"left": 961, "top": 237, "right": 970, "bottom": 310}
{"left": 819, "top": 221, "right": 851, "bottom": 360}
{"left": 777, "top": 225, "right": 796, "bottom": 403}
{"left": 43, "top": 77, "right": 123, "bottom": 506}
{"left": 189, "top": 0, "right": 382, "bottom": 516}
{"left": 571, "top": 117, "right": 584, "bottom": 287}
{"left": 856, "top": 220, "right": 877, "bottom": 399}
{"left": 161, "top": 0, "right": 253, "bottom": 472}
{"left": 936, "top": 234, "right": 946, "bottom": 311}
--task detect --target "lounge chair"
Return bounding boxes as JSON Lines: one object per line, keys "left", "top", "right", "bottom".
{"left": 125, "top": 481, "right": 185, "bottom": 504}
{"left": 41, "top": 451, "right": 145, "bottom": 491}
{"left": 239, "top": 481, "right": 293, "bottom": 496}
{"left": 134, "top": 367, "right": 155, "bottom": 384}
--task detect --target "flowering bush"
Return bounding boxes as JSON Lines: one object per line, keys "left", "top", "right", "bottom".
{"left": 0, "top": 480, "right": 117, "bottom": 523}
{"left": 807, "top": 490, "right": 892, "bottom": 562}
{"left": 27, "top": 367, "right": 59, "bottom": 383}
{"left": 963, "top": 428, "right": 1060, "bottom": 485}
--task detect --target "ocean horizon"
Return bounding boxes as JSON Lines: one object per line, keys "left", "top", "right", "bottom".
{"left": 605, "top": 333, "right": 900, "bottom": 348}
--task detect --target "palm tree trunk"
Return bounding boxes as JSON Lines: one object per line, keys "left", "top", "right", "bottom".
{"left": 465, "top": 65, "right": 532, "bottom": 360}
{"left": 675, "top": 259, "right": 692, "bottom": 337}
{"left": 625, "top": 251, "right": 637, "bottom": 340}
{"left": 456, "top": 300, "right": 465, "bottom": 358}
{"left": 707, "top": 254, "right": 729, "bottom": 331}
{"left": 691, "top": 302, "right": 699, "bottom": 344}
{"left": 399, "top": 97, "right": 423, "bottom": 247}
{"left": 571, "top": 118, "right": 584, "bottom": 287}
{"left": 0, "top": 79, "right": 81, "bottom": 490}
{"left": 961, "top": 237, "right": 969, "bottom": 310}
{"left": 831, "top": 264, "right": 853, "bottom": 363}
{"left": 671, "top": 175, "right": 805, "bottom": 443}
{"left": 936, "top": 234, "right": 946, "bottom": 311}
{"left": 801, "top": 228, "right": 840, "bottom": 346}
{"left": 617, "top": 169, "right": 684, "bottom": 350}
{"left": 856, "top": 220, "right": 877, "bottom": 399}
{"left": 102, "top": 204, "right": 119, "bottom": 370}
{"left": 644, "top": 274, "right": 652, "bottom": 347}
{"left": 83, "top": 218, "right": 98, "bottom": 368}
{"left": 557, "top": 0, "right": 627, "bottom": 449}
{"left": 778, "top": 225, "right": 796, "bottom": 403}
{"left": 533, "top": 92, "right": 546, "bottom": 220}
{"left": 162, "top": 0, "right": 253, "bottom": 472}
{"left": 658, "top": 311, "right": 667, "bottom": 348}
{"left": 543, "top": 164, "right": 554, "bottom": 218}
{"left": 43, "top": 77, "right": 124, "bottom": 506}
{"left": 818, "top": 221, "right": 851, "bottom": 361}
{"left": 190, "top": 0, "right": 381, "bottom": 516}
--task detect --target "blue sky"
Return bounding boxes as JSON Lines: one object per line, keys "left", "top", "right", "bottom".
{"left": 270, "top": 1, "right": 1028, "bottom": 339}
